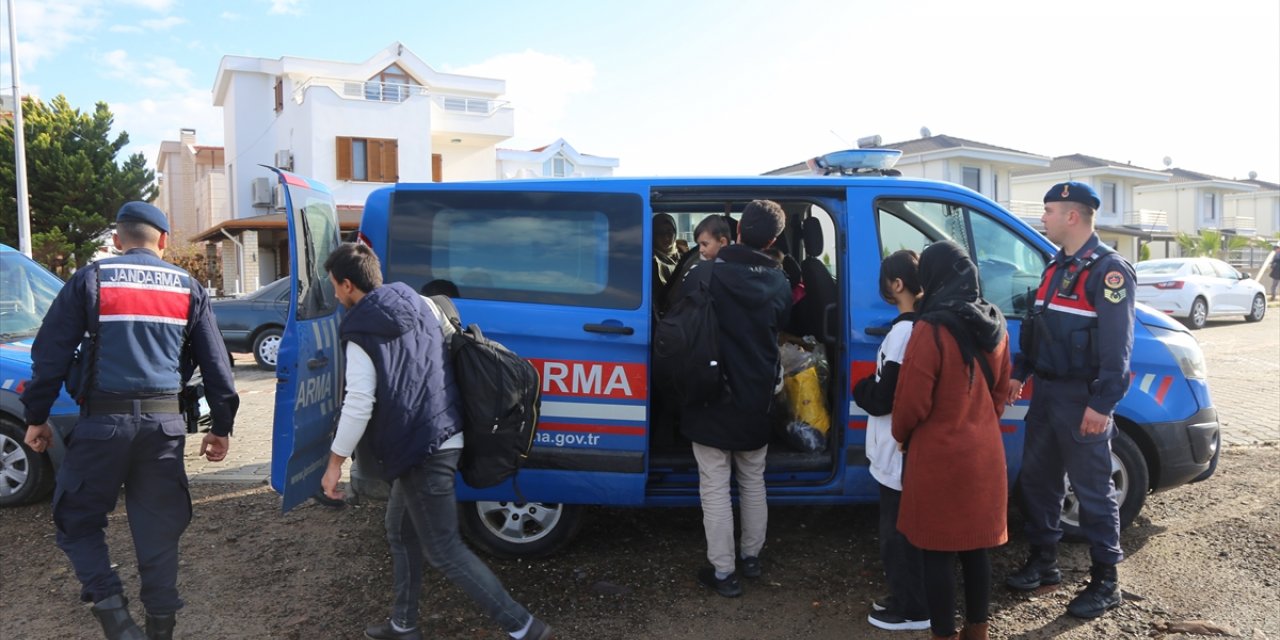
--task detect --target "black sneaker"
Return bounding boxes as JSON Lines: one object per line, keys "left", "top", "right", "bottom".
{"left": 739, "top": 555, "right": 762, "bottom": 579}
{"left": 867, "top": 609, "right": 931, "bottom": 631}
{"left": 696, "top": 566, "right": 744, "bottom": 598}
{"left": 364, "top": 621, "right": 424, "bottom": 640}
{"left": 871, "top": 594, "right": 894, "bottom": 612}
{"left": 525, "top": 617, "right": 556, "bottom": 640}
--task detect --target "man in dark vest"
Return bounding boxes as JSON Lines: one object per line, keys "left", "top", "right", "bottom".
{"left": 23, "top": 201, "right": 239, "bottom": 640}
{"left": 1005, "top": 182, "right": 1136, "bottom": 619}
{"left": 319, "top": 243, "right": 553, "bottom": 640}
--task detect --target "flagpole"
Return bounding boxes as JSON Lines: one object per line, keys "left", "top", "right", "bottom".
{"left": 6, "top": 0, "right": 32, "bottom": 257}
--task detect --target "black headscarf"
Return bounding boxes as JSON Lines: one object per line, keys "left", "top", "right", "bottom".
{"left": 917, "top": 240, "right": 1006, "bottom": 376}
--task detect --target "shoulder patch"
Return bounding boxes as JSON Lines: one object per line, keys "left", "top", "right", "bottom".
{"left": 1104, "top": 270, "right": 1125, "bottom": 289}
{"left": 1104, "top": 287, "right": 1127, "bottom": 304}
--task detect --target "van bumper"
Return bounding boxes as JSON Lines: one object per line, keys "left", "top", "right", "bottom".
{"left": 1139, "top": 406, "right": 1219, "bottom": 491}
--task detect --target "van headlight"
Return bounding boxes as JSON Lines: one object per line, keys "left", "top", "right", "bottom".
{"left": 1148, "top": 325, "right": 1208, "bottom": 379}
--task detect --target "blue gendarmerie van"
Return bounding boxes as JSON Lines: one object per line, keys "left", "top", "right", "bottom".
{"left": 268, "top": 153, "right": 1220, "bottom": 557}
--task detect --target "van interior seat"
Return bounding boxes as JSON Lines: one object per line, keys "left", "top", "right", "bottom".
{"left": 794, "top": 217, "right": 837, "bottom": 340}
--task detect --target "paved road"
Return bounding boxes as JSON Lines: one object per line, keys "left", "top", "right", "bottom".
{"left": 185, "top": 309, "right": 1279, "bottom": 484}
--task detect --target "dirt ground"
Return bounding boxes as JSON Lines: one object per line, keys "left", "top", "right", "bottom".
{"left": 2, "top": 445, "right": 1277, "bottom": 640}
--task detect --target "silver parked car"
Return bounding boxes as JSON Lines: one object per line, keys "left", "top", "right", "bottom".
{"left": 1135, "top": 257, "right": 1267, "bottom": 329}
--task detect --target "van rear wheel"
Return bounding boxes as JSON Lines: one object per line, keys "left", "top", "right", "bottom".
{"left": 460, "top": 501, "right": 584, "bottom": 558}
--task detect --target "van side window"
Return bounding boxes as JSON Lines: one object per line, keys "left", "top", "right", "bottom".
{"left": 386, "top": 191, "right": 643, "bottom": 309}
{"left": 876, "top": 199, "right": 1046, "bottom": 316}
{"left": 296, "top": 198, "right": 340, "bottom": 320}
{"left": 968, "top": 212, "right": 1047, "bottom": 316}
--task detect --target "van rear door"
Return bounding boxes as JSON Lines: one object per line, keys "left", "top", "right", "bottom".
{"left": 267, "top": 169, "right": 343, "bottom": 512}
{"left": 361, "top": 182, "right": 650, "bottom": 505}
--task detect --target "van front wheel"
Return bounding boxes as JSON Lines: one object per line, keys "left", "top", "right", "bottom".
{"left": 1060, "top": 431, "right": 1149, "bottom": 541}
{"left": 460, "top": 501, "right": 584, "bottom": 559}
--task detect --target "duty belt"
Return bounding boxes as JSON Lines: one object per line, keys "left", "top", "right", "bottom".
{"left": 82, "top": 395, "right": 181, "bottom": 416}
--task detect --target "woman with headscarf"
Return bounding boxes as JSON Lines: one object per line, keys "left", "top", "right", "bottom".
{"left": 891, "top": 240, "right": 1012, "bottom": 640}
{"left": 652, "top": 213, "right": 681, "bottom": 292}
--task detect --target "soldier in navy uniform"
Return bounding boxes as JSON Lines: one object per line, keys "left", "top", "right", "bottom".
{"left": 1004, "top": 182, "right": 1136, "bottom": 619}
{"left": 22, "top": 202, "right": 239, "bottom": 640}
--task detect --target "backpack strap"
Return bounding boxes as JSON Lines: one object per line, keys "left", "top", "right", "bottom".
{"left": 429, "top": 294, "right": 463, "bottom": 330}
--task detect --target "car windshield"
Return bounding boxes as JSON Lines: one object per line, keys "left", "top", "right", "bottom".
{"left": 0, "top": 251, "right": 65, "bottom": 340}
{"left": 243, "top": 277, "right": 289, "bottom": 300}
{"left": 1135, "top": 260, "right": 1184, "bottom": 275}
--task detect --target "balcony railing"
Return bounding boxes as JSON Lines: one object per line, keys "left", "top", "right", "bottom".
{"left": 292, "top": 78, "right": 509, "bottom": 115}
{"left": 1221, "top": 214, "right": 1256, "bottom": 233}
{"left": 1123, "top": 209, "right": 1168, "bottom": 231}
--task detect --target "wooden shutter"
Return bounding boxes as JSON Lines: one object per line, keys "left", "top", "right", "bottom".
{"left": 274, "top": 78, "right": 284, "bottom": 113}
{"left": 368, "top": 140, "right": 384, "bottom": 182}
{"left": 381, "top": 139, "right": 399, "bottom": 182}
{"left": 336, "top": 137, "right": 353, "bottom": 180}
{"left": 432, "top": 153, "right": 442, "bottom": 183}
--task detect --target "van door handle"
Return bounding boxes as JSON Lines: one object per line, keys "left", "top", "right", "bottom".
{"left": 583, "top": 323, "right": 635, "bottom": 335}
{"left": 307, "top": 355, "right": 329, "bottom": 369}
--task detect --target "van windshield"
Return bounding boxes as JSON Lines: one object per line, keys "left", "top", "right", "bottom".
{"left": 0, "top": 251, "right": 65, "bottom": 340}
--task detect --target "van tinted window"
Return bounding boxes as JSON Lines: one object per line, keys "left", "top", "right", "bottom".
{"left": 386, "top": 191, "right": 644, "bottom": 309}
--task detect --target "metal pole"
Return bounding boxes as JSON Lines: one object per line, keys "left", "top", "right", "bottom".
{"left": 5, "top": 0, "right": 32, "bottom": 257}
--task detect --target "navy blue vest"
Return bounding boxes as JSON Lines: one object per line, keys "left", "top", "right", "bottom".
{"left": 1028, "top": 243, "right": 1115, "bottom": 380}
{"left": 340, "top": 283, "right": 462, "bottom": 480}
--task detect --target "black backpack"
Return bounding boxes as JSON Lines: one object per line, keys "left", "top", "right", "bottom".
{"left": 430, "top": 295, "right": 541, "bottom": 489}
{"left": 652, "top": 263, "right": 727, "bottom": 406}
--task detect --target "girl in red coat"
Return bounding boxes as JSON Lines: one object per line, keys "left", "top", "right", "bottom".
{"left": 892, "top": 240, "right": 1012, "bottom": 640}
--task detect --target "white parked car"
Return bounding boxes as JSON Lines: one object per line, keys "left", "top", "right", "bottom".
{"left": 1135, "top": 257, "right": 1267, "bottom": 329}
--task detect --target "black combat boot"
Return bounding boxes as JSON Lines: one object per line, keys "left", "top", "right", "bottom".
{"left": 1005, "top": 544, "right": 1062, "bottom": 591}
{"left": 1067, "top": 562, "right": 1121, "bottom": 619}
{"left": 145, "top": 613, "right": 176, "bottom": 640}
{"left": 90, "top": 594, "right": 147, "bottom": 640}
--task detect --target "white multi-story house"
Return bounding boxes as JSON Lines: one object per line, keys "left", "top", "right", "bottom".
{"left": 1011, "top": 154, "right": 1172, "bottom": 260}
{"left": 1227, "top": 175, "right": 1280, "bottom": 239}
{"left": 496, "top": 138, "right": 618, "bottom": 179}
{"left": 205, "top": 42, "right": 516, "bottom": 293}
{"left": 154, "top": 128, "right": 228, "bottom": 244}
{"left": 1134, "top": 168, "right": 1259, "bottom": 241}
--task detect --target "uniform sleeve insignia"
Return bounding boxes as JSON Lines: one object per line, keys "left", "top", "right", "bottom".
{"left": 1104, "top": 287, "right": 1127, "bottom": 304}
{"left": 1104, "top": 270, "right": 1125, "bottom": 289}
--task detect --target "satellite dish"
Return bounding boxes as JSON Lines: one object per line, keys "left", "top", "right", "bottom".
{"left": 920, "top": 126, "right": 932, "bottom": 138}
{"left": 1249, "top": 171, "right": 1258, "bottom": 180}
{"left": 1162, "top": 156, "right": 1172, "bottom": 168}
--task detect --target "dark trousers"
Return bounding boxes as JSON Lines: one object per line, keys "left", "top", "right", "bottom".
{"left": 922, "top": 548, "right": 991, "bottom": 637}
{"left": 878, "top": 483, "right": 927, "bottom": 618}
{"left": 1020, "top": 378, "right": 1123, "bottom": 565}
{"left": 53, "top": 411, "right": 191, "bottom": 614}
{"left": 385, "top": 449, "right": 530, "bottom": 632}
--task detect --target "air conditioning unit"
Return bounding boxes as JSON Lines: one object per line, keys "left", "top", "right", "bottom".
{"left": 275, "top": 150, "right": 293, "bottom": 171}
{"left": 251, "top": 177, "right": 273, "bottom": 206}
{"left": 273, "top": 183, "right": 287, "bottom": 212}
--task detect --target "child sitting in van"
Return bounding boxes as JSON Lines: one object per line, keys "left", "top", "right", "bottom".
{"left": 851, "top": 249, "right": 929, "bottom": 632}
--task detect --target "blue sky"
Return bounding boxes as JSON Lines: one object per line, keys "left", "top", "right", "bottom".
{"left": 3, "top": 0, "right": 1278, "bottom": 182}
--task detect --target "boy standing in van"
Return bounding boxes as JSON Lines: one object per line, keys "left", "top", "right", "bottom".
{"left": 852, "top": 250, "right": 930, "bottom": 631}
{"left": 682, "top": 200, "right": 792, "bottom": 597}
{"left": 318, "top": 244, "right": 553, "bottom": 640}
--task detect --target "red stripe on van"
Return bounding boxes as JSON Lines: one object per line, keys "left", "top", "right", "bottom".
{"left": 538, "top": 422, "right": 646, "bottom": 436}
{"left": 529, "top": 359, "right": 648, "bottom": 400}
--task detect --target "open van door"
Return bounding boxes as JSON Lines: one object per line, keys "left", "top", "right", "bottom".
{"left": 266, "top": 168, "right": 343, "bottom": 512}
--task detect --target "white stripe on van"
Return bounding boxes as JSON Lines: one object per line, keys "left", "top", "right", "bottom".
{"left": 541, "top": 401, "right": 647, "bottom": 423}
{"left": 849, "top": 401, "right": 1030, "bottom": 422}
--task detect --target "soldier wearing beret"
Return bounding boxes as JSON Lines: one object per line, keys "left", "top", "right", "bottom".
{"left": 1004, "top": 181, "right": 1136, "bottom": 619}
{"left": 22, "top": 202, "right": 239, "bottom": 640}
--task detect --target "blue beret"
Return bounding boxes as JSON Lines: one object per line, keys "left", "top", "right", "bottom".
{"left": 116, "top": 201, "right": 170, "bottom": 233}
{"left": 1044, "top": 181, "right": 1100, "bottom": 210}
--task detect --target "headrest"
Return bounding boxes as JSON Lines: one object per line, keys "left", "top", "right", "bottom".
{"left": 802, "top": 217, "right": 824, "bottom": 256}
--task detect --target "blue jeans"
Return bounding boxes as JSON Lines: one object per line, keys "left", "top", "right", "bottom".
{"left": 385, "top": 449, "right": 530, "bottom": 632}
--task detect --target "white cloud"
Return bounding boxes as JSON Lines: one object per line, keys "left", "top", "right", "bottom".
{"left": 220, "top": 11, "right": 241, "bottom": 20}
{"left": 267, "top": 0, "right": 305, "bottom": 16}
{"left": 91, "top": 50, "right": 221, "bottom": 170}
{"left": 448, "top": 50, "right": 596, "bottom": 150}
{"left": 119, "top": 0, "right": 174, "bottom": 10}
{"left": 140, "top": 16, "right": 186, "bottom": 30}
{"left": 109, "top": 24, "right": 145, "bottom": 34}
{"left": 8, "top": 1, "right": 102, "bottom": 72}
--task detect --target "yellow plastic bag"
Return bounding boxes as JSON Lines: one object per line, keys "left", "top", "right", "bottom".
{"left": 783, "top": 366, "right": 830, "bottom": 435}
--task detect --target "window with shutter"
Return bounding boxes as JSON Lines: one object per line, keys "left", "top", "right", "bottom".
{"left": 432, "top": 154, "right": 443, "bottom": 183}
{"left": 274, "top": 78, "right": 284, "bottom": 113}
{"left": 336, "top": 137, "right": 353, "bottom": 180}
